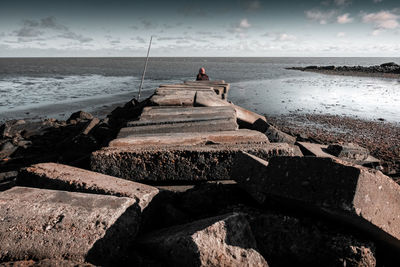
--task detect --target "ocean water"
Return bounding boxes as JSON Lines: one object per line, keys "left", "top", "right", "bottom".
{"left": 0, "top": 57, "right": 399, "bottom": 122}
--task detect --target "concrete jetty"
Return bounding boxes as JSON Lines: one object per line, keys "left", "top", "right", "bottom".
{"left": 0, "top": 79, "right": 396, "bottom": 266}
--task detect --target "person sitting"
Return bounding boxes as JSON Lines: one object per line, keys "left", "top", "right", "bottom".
{"left": 196, "top": 67, "right": 209, "bottom": 81}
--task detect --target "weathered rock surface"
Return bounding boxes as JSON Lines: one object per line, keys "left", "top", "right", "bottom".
{"left": 91, "top": 143, "right": 302, "bottom": 182}
{"left": 17, "top": 163, "right": 159, "bottom": 211}
{"left": 150, "top": 94, "right": 195, "bottom": 106}
{"left": 0, "top": 259, "right": 95, "bottom": 266}
{"left": 67, "top": 111, "right": 94, "bottom": 123}
{"left": 139, "top": 106, "right": 236, "bottom": 121}
{"left": 118, "top": 118, "right": 238, "bottom": 137}
{"left": 326, "top": 143, "right": 369, "bottom": 161}
{"left": 110, "top": 129, "right": 269, "bottom": 147}
{"left": 248, "top": 211, "right": 376, "bottom": 267}
{"left": 264, "top": 124, "right": 296, "bottom": 144}
{"left": 231, "top": 153, "right": 400, "bottom": 250}
{"left": 0, "top": 187, "right": 140, "bottom": 265}
{"left": 138, "top": 213, "right": 268, "bottom": 267}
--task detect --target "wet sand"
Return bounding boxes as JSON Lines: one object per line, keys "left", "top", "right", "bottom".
{"left": 268, "top": 113, "right": 400, "bottom": 178}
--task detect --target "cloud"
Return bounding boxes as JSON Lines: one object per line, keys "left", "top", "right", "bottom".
{"left": 276, "top": 33, "right": 297, "bottom": 42}
{"left": 239, "top": 19, "right": 251, "bottom": 28}
{"left": 14, "top": 27, "right": 43, "bottom": 37}
{"left": 373, "top": 0, "right": 383, "bottom": 3}
{"left": 12, "top": 16, "right": 93, "bottom": 43}
{"left": 305, "top": 9, "right": 336, "bottom": 24}
{"left": 337, "top": 13, "right": 353, "bottom": 24}
{"left": 229, "top": 18, "right": 252, "bottom": 35}
{"left": 131, "top": 36, "right": 146, "bottom": 44}
{"left": 337, "top": 32, "right": 346, "bottom": 37}
{"left": 362, "top": 10, "right": 399, "bottom": 30}
{"left": 334, "top": 0, "right": 351, "bottom": 6}
{"left": 141, "top": 19, "right": 157, "bottom": 29}
{"left": 58, "top": 31, "right": 93, "bottom": 43}
{"left": 239, "top": 0, "right": 262, "bottom": 11}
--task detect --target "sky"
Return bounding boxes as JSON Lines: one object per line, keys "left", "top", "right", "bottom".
{"left": 0, "top": 0, "right": 399, "bottom": 57}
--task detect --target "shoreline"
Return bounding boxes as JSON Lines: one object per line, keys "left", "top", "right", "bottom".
{"left": 289, "top": 69, "right": 400, "bottom": 79}
{"left": 0, "top": 90, "right": 153, "bottom": 123}
{"left": 267, "top": 113, "right": 400, "bottom": 178}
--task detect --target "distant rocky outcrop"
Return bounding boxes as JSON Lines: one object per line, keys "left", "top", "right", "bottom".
{"left": 287, "top": 62, "right": 400, "bottom": 77}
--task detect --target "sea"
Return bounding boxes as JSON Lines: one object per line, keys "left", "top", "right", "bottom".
{"left": 0, "top": 57, "right": 399, "bottom": 122}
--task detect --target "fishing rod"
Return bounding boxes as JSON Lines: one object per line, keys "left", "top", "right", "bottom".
{"left": 138, "top": 35, "right": 153, "bottom": 101}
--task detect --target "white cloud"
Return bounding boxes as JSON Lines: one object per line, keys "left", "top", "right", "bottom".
{"left": 276, "top": 33, "right": 297, "bottom": 42}
{"left": 337, "top": 32, "right": 346, "bottom": 37}
{"left": 337, "top": 13, "right": 353, "bottom": 24}
{"left": 305, "top": 10, "right": 336, "bottom": 24}
{"left": 362, "top": 11, "right": 399, "bottom": 30}
{"left": 239, "top": 19, "right": 251, "bottom": 28}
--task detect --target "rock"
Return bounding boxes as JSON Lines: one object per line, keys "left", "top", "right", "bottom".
{"left": 82, "top": 118, "right": 100, "bottom": 135}
{"left": 17, "top": 163, "right": 159, "bottom": 211}
{"left": 380, "top": 62, "right": 399, "bottom": 68}
{"left": 248, "top": 210, "right": 376, "bottom": 267}
{"left": 91, "top": 143, "right": 302, "bottom": 182}
{"left": 109, "top": 129, "right": 269, "bottom": 147}
{"left": 231, "top": 153, "right": 400, "bottom": 250}
{"left": 0, "top": 141, "right": 17, "bottom": 159}
{"left": 67, "top": 111, "right": 93, "bottom": 123}
{"left": 0, "top": 259, "right": 94, "bottom": 266}
{"left": 17, "top": 140, "right": 32, "bottom": 149}
{"left": 326, "top": 143, "right": 369, "bottom": 161}
{"left": 118, "top": 118, "right": 238, "bottom": 137}
{"left": 0, "top": 187, "right": 140, "bottom": 265}
{"left": 264, "top": 124, "right": 296, "bottom": 144}
{"left": 138, "top": 213, "right": 268, "bottom": 267}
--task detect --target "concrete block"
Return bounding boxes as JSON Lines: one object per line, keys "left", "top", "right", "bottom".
{"left": 118, "top": 118, "right": 238, "bottom": 137}
{"left": 17, "top": 163, "right": 159, "bottom": 211}
{"left": 231, "top": 153, "right": 400, "bottom": 250}
{"left": 91, "top": 143, "right": 302, "bottom": 182}
{"left": 138, "top": 213, "right": 268, "bottom": 267}
{"left": 0, "top": 187, "right": 140, "bottom": 265}
{"left": 109, "top": 129, "right": 269, "bottom": 147}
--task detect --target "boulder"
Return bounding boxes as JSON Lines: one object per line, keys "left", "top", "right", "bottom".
{"left": 248, "top": 211, "right": 376, "bottom": 267}
{"left": 0, "top": 187, "right": 140, "bottom": 265}
{"left": 138, "top": 213, "right": 268, "bottom": 267}
{"left": 0, "top": 259, "right": 94, "bottom": 266}
{"left": 326, "top": 143, "right": 369, "bottom": 161}
{"left": 118, "top": 118, "right": 238, "bottom": 137}
{"left": 67, "top": 111, "right": 93, "bottom": 123}
{"left": 17, "top": 163, "right": 159, "bottom": 211}
{"left": 110, "top": 129, "right": 269, "bottom": 147}
{"left": 91, "top": 143, "right": 302, "bottom": 182}
{"left": 231, "top": 153, "right": 400, "bottom": 250}
{"left": 264, "top": 124, "right": 296, "bottom": 144}
{"left": 0, "top": 141, "right": 17, "bottom": 159}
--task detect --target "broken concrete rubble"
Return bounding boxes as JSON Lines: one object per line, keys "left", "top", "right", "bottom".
{"left": 0, "top": 187, "right": 140, "bottom": 265}
{"left": 91, "top": 143, "right": 302, "bottom": 182}
{"left": 17, "top": 162, "right": 159, "bottom": 211}
{"left": 138, "top": 213, "right": 268, "bottom": 267}
{"left": 231, "top": 153, "right": 400, "bottom": 250}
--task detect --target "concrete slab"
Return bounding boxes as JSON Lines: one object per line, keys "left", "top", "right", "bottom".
{"left": 138, "top": 213, "right": 268, "bottom": 266}
{"left": 231, "top": 153, "right": 400, "bottom": 250}
{"left": 109, "top": 129, "right": 269, "bottom": 147}
{"left": 0, "top": 187, "right": 140, "bottom": 265}
{"left": 118, "top": 118, "right": 239, "bottom": 137}
{"left": 91, "top": 143, "right": 302, "bottom": 182}
{"left": 149, "top": 94, "right": 195, "bottom": 106}
{"left": 17, "top": 163, "right": 159, "bottom": 211}
{"left": 136, "top": 106, "right": 237, "bottom": 124}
